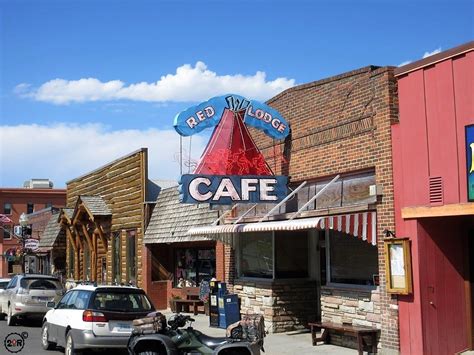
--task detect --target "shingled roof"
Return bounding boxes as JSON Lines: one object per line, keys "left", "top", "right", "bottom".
{"left": 144, "top": 187, "right": 218, "bottom": 244}
{"left": 60, "top": 208, "right": 74, "bottom": 221}
{"left": 77, "top": 195, "right": 112, "bottom": 216}
{"left": 39, "top": 213, "right": 65, "bottom": 249}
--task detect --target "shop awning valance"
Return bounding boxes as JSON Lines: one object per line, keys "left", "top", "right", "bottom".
{"left": 186, "top": 211, "right": 377, "bottom": 245}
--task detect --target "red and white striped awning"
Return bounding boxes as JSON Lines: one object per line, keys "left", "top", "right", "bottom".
{"left": 187, "top": 211, "right": 377, "bottom": 245}
{"left": 319, "top": 212, "right": 377, "bottom": 245}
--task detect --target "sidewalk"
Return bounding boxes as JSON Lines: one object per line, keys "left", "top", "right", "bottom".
{"left": 162, "top": 311, "right": 357, "bottom": 355}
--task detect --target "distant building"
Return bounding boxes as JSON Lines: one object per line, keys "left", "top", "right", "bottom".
{"left": 27, "top": 207, "right": 63, "bottom": 276}
{"left": 0, "top": 179, "right": 66, "bottom": 277}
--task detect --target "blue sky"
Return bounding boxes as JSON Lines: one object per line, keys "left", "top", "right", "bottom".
{"left": 0, "top": 0, "right": 472, "bottom": 187}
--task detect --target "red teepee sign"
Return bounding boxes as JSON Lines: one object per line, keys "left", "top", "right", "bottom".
{"left": 174, "top": 94, "right": 289, "bottom": 204}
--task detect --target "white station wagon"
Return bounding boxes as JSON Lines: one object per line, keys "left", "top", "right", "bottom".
{"left": 41, "top": 284, "right": 155, "bottom": 354}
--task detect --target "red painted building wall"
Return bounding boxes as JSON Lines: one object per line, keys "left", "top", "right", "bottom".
{"left": 392, "top": 42, "right": 474, "bottom": 354}
{"left": 0, "top": 187, "right": 66, "bottom": 277}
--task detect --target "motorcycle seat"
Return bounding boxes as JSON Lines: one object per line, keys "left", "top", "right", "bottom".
{"left": 198, "top": 333, "right": 229, "bottom": 349}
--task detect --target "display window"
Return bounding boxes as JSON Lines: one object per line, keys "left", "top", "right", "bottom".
{"left": 325, "top": 229, "right": 378, "bottom": 287}
{"left": 238, "top": 231, "right": 310, "bottom": 279}
{"left": 174, "top": 248, "right": 215, "bottom": 287}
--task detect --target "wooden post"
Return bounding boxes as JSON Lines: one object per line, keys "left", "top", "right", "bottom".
{"left": 81, "top": 224, "right": 95, "bottom": 281}
{"left": 92, "top": 231, "right": 97, "bottom": 282}
{"left": 65, "top": 227, "right": 79, "bottom": 280}
{"left": 95, "top": 222, "right": 108, "bottom": 250}
{"left": 71, "top": 225, "right": 82, "bottom": 281}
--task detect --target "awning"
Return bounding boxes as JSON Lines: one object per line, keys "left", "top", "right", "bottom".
{"left": 186, "top": 212, "right": 377, "bottom": 245}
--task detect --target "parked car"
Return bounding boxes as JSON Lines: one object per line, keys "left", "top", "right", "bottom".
{"left": 0, "top": 278, "right": 11, "bottom": 290}
{"left": 41, "top": 284, "right": 155, "bottom": 354}
{"left": 0, "top": 274, "right": 64, "bottom": 325}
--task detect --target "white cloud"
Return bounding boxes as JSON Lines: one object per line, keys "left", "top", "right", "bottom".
{"left": 0, "top": 123, "right": 206, "bottom": 187}
{"left": 13, "top": 83, "right": 31, "bottom": 94}
{"left": 398, "top": 47, "right": 442, "bottom": 67}
{"left": 422, "top": 48, "right": 442, "bottom": 58}
{"left": 16, "top": 61, "right": 296, "bottom": 105}
{"left": 398, "top": 60, "right": 412, "bottom": 67}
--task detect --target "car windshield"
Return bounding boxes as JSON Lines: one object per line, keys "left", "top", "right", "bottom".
{"left": 0, "top": 281, "right": 9, "bottom": 289}
{"left": 20, "top": 278, "right": 62, "bottom": 290}
{"left": 92, "top": 291, "right": 153, "bottom": 312}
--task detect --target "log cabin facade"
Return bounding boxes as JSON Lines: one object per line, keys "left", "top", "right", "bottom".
{"left": 63, "top": 149, "right": 149, "bottom": 286}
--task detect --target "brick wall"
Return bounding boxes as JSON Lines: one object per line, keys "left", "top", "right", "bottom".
{"left": 233, "top": 66, "right": 400, "bottom": 351}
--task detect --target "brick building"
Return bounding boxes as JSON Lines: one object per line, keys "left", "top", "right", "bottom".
{"left": 0, "top": 179, "right": 66, "bottom": 277}
{"left": 182, "top": 66, "right": 400, "bottom": 353}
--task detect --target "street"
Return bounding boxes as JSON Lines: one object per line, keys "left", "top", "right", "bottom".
{"left": 0, "top": 312, "right": 358, "bottom": 355}
{"left": 0, "top": 318, "right": 127, "bottom": 355}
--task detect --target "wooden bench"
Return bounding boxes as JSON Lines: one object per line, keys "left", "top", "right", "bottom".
{"left": 171, "top": 287, "right": 204, "bottom": 315}
{"left": 309, "top": 321, "right": 379, "bottom": 355}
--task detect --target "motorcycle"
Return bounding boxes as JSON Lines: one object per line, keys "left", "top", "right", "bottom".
{"left": 128, "top": 313, "right": 263, "bottom": 355}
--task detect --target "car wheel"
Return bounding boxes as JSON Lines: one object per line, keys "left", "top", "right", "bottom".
{"left": 0, "top": 313, "right": 5, "bottom": 320}
{"left": 41, "top": 322, "right": 56, "bottom": 350}
{"left": 6, "top": 306, "right": 15, "bottom": 326}
{"left": 137, "top": 352, "right": 160, "bottom": 355}
{"left": 65, "top": 332, "right": 84, "bottom": 355}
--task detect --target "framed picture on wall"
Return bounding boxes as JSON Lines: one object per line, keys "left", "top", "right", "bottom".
{"left": 384, "top": 238, "right": 412, "bottom": 295}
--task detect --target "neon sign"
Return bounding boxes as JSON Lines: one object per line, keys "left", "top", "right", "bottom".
{"left": 174, "top": 94, "right": 290, "bottom": 140}
{"left": 174, "top": 94, "right": 290, "bottom": 205}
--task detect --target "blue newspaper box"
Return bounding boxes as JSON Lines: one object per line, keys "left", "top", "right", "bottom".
{"left": 217, "top": 282, "right": 227, "bottom": 297}
{"left": 218, "top": 294, "right": 240, "bottom": 328}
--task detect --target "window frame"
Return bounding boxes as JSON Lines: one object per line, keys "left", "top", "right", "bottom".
{"left": 3, "top": 225, "right": 12, "bottom": 240}
{"left": 126, "top": 229, "right": 137, "bottom": 284}
{"left": 112, "top": 232, "right": 121, "bottom": 284}
{"left": 3, "top": 202, "right": 11, "bottom": 215}
{"left": 173, "top": 247, "right": 216, "bottom": 287}
{"left": 56, "top": 291, "right": 72, "bottom": 309}
{"left": 27, "top": 202, "right": 34, "bottom": 214}
{"left": 324, "top": 229, "right": 377, "bottom": 290}
{"left": 237, "top": 231, "right": 314, "bottom": 281}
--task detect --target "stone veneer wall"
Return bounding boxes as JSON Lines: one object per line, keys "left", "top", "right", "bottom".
{"left": 234, "top": 279, "right": 318, "bottom": 333}
{"left": 321, "top": 286, "right": 397, "bottom": 351}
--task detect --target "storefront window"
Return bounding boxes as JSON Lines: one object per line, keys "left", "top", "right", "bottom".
{"left": 275, "top": 231, "right": 309, "bottom": 278}
{"left": 239, "top": 231, "right": 309, "bottom": 279}
{"left": 326, "top": 230, "right": 378, "bottom": 286}
{"left": 240, "top": 232, "right": 273, "bottom": 278}
{"left": 175, "top": 248, "right": 215, "bottom": 287}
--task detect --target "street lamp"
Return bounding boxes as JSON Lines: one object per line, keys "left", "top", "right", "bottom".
{"left": 19, "top": 213, "right": 29, "bottom": 273}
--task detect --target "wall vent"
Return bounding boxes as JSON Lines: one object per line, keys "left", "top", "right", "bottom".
{"left": 429, "top": 176, "right": 443, "bottom": 204}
